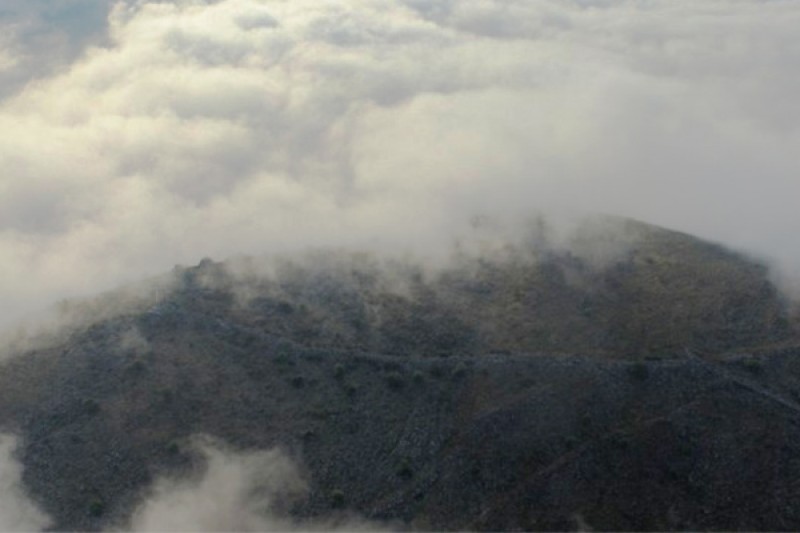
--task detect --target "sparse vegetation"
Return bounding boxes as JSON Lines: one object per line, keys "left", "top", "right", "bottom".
{"left": 1, "top": 218, "right": 799, "bottom": 531}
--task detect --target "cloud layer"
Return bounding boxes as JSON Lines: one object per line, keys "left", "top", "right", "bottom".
{"left": 0, "top": 0, "right": 799, "bottom": 328}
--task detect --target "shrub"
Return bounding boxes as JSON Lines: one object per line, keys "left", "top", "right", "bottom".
{"left": 451, "top": 362, "right": 469, "bottom": 380}
{"left": 82, "top": 399, "right": 100, "bottom": 417}
{"left": 385, "top": 371, "right": 405, "bottom": 390}
{"left": 88, "top": 499, "right": 105, "bottom": 517}
{"left": 564, "top": 436, "right": 579, "bottom": 451}
{"left": 333, "top": 364, "right": 345, "bottom": 380}
{"left": 743, "top": 358, "right": 763, "bottom": 375}
{"left": 397, "top": 458, "right": 413, "bottom": 479}
{"left": 160, "top": 389, "right": 175, "bottom": 405}
{"left": 274, "top": 345, "right": 296, "bottom": 368}
{"left": 344, "top": 382, "right": 358, "bottom": 398}
{"left": 627, "top": 361, "right": 649, "bottom": 381}
{"left": 330, "top": 489, "right": 345, "bottom": 508}
{"left": 126, "top": 360, "right": 146, "bottom": 377}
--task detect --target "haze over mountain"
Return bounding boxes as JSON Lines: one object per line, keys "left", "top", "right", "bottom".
{"left": 0, "top": 0, "right": 799, "bottom": 332}
{"left": 1, "top": 217, "right": 800, "bottom": 530}
{"left": 1, "top": 1, "right": 799, "bottom": 530}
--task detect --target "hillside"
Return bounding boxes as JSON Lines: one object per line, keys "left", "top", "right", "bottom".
{"left": 1, "top": 217, "right": 800, "bottom": 530}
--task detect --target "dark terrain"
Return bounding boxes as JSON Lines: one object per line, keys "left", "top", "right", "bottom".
{"left": 2, "top": 217, "right": 800, "bottom": 530}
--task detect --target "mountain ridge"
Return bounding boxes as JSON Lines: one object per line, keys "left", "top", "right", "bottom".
{"left": 1, "top": 216, "right": 800, "bottom": 530}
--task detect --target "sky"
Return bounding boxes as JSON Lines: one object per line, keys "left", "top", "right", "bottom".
{"left": 0, "top": 0, "right": 799, "bottom": 329}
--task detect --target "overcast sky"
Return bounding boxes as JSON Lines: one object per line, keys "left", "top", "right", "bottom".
{"left": 0, "top": 0, "right": 798, "bottom": 328}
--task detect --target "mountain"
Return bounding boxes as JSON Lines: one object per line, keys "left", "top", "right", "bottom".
{"left": 1, "top": 216, "right": 799, "bottom": 530}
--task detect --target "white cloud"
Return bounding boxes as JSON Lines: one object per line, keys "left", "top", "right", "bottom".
{"left": 125, "top": 436, "right": 382, "bottom": 531}
{"left": 127, "top": 438, "right": 306, "bottom": 531}
{"left": 0, "top": 434, "right": 51, "bottom": 531}
{"left": 0, "top": 0, "right": 799, "bottom": 328}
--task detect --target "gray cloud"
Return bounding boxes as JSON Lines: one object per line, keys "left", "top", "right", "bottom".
{"left": 0, "top": 0, "right": 116, "bottom": 99}
{"left": 0, "top": 0, "right": 799, "bottom": 329}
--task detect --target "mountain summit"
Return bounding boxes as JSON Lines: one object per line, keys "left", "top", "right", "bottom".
{"left": 1, "top": 217, "right": 799, "bottom": 530}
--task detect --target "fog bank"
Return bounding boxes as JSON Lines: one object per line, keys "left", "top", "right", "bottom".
{"left": 0, "top": 0, "right": 798, "bottom": 328}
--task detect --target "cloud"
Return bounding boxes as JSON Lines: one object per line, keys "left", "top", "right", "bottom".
{"left": 0, "top": 0, "right": 115, "bottom": 99}
{"left": 0, "top": 434, "right": 51, "bottom": 531}
{"left": 0, "top": 0, "right": 799, "bottom": 329}
{"left": 125, "top": 436, "right": 381, "bottom": 532}
{"left": 0, "top": 432, "right": 381, "bottom": 532}
{"left": 127, "top": 438, "right": 305, "bottom": 531}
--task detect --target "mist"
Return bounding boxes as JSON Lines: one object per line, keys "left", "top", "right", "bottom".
{"left": 0, "top": 0, "right": 798, "bottom": 329}
{"left": 0, "top": 434, "right": 51, "bottom": 531}
{"left": 125, "top": 437, "right": 304, "bottom": 531}
{"left": 0, "top": 432, "right": 382, "bottom": 532}
{"left": 124, "top": 436, "right": 383, "bottom": 532}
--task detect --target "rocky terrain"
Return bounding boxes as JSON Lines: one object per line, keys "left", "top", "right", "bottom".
{"left": 1, "top": 217, "right": 799, "bottom": 531}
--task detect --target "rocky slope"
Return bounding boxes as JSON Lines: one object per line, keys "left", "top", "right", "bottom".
{"left": 1, "top": 217, "right": 799, "bottom": 530}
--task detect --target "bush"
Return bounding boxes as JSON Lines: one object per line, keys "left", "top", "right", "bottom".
{"left": 88, "top": 499, "right": 105, "bottom": 517}
{"left": 344, "top": 382, "right": 358, "bottom": 398}
{"left": 126, "top": 360, "right": 146, "bottom": 377}
{"left": 451, "top": 362, "right": 469, "bottom": 380}
{"left": 627, "top": 361, "right": 649, "bottom": 381}
{"left": 82, "top": 399, "right": 100, "bottom": 417}
{"left": 564, "top": 436, "right": 579, "bottom": 451}
{"left": 333, "top": 364, "right": 345, "bottom": 380}
{"left": 397, "top": 458, "right": 413, "bottom": 479}
{"left": 160, "top": 389, "right": 175, "bottom": 405}
{"left": 274, "top": 345, "right": 296, "bottom": 368}
{"left": 385, "top": 371, "right": 405, "bottom": 390}
{"left": 743, "top": 358, "right": 763, "bottom": 375}
{"left": 330, "top": 489, "right": 345, "bottom": 508}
